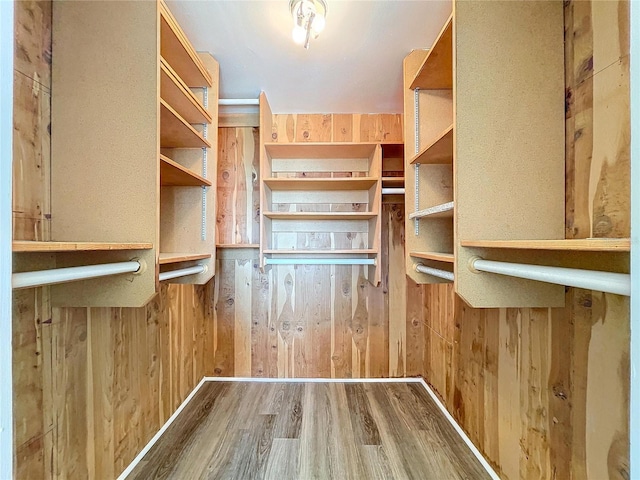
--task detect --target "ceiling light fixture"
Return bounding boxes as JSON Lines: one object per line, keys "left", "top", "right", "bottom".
{"left": 290, "top": 0, "right": 327, "bottom": 49}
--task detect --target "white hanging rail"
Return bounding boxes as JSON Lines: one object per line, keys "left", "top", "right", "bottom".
{"left": 12, "top": 261, "right": 141, "bottom": 289}
{"left": 265, "top": 258, "right": 376, "bottom": 266}
{"left": 159, "top": 264, "right": 207, "bottom": 282}
{"left": 409, "top": 201, "right": 454, "bottom": 220}
{"left": 469, "top": 257, "right": 631, "bottom": 296}
{"left": 382, "top": 187, "right": 405, "bottom": 195}
{"left": 414, "top": 263, "right": 454, "bottom": 281}
{"left": 218, "top": 99, "right": 259, "bottom": 106}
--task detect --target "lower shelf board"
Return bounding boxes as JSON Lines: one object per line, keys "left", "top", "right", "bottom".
{"left": 13, "top": 241, "right": 153, "bottom": 252}
{"left": 263, "top": 249, "right": 376, "bottom": 255}
{"left": 159, "top": 252, "right": 212, "bottom": 264}
{"left": 160, "top": 154, "right": 211, "bottom": 187}
{"left": 460, "top": 238, "right": 631, "bottom": 252}
{"left": 263, "top": 211, "right": 378, "bottom": 220}
{"left": 410, "top": 251, "right": 455, "bottom": 263}
{"left": 408, "top": 201, "right": 454, "bottom": 220}
{"left": 217, "top": 243, "right": 260, "bottom": 249}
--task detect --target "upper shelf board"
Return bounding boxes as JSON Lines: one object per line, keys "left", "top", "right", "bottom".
{"left": 263, "top": 177, "right": 378, "bottom": 191}
{"left": 410, "top": 14, "right": 453, "bottom": 90}
{"left": 159, "top": 252, "right": 212, "bottom": 264}
{"left": 159, "top": 0, "right": 212, "bottom": 87}
{"left": 408, "top": 201, "right": 454, "bottom": 220}
{"left": 410, "top": 251, "right": 455, "bottom": 263}
{"left": 160, "top": 99, "right": 211, "bottom": 149}
{"left": 160, "top": 58, "right": 212, "bottom": 125}
{"left": 409, "top": 124, "right": 453, "bottom": 165}
{"left": 263, "top": 211, "right": 378, "bottom": 220}
{"left": 460, "top": 238, "right": 631, "bottom": 252}
{"left": 264, "top": 142, "right": 378, "bottom": 159}
{"left": 13, "top": 241, "right": 153, "bottom": 252}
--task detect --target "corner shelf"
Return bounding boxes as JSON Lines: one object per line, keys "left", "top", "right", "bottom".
{"left": 159, "top": 253, "right": 212, "bottom": 265}
{"left": 410, "top": 14, "right": 453, "bottom": 90}
{"left": 159, "top": 0, "right": 212, "bottom": 87}
{"left": 160, "top": 99, "right": 211, "bottom": 148}
{"left": 160, "top": 154, "right": 211, "bottom": 187}
{"left": 410, "top": 251, "right": 454, "bottom": 263}
{"left": 409, "top": 124, "right": 453, "bottom": 165}
{"left": 408, "top": 201, "right": 454, "bottom": 219}
{"left": 160, "top": 58, "right": 212, "bottom": 125}
{"left": 460, "top": 238, "right": 630, "bottom": 252}
{"left": 13, "top": 241, "right": 153, "bottom": 252}
{"left": 263, "top": 177, "right": 378, "bottom": 191}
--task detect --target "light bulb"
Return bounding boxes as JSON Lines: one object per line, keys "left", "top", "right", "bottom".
{"left": 292, "top": 25, "right": 306, "bottom": 45}
{"left": 311, "top": 13, "right": 325, "bottom": 34}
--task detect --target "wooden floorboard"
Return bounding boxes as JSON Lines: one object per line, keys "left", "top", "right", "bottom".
{"left": 127, "top": 381, "right": 491, "bottom": 479}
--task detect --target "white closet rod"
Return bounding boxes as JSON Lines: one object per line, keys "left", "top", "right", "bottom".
{"left": 12, "top": 261, "right": 141, "bottom": 289}
{"left": 382, "top": 188, "right": 405, "bottom": 195}
{"left": 218, "top": 99, "right": 259, "bottom": 106}
{"left": 265, "top": 258, "right": 376, "bottom": 266}
{"left": 159, "top": 265, "right": 207, "bottom": 282}
{"left": 414, "top": 263, "right": 454, "bottom": 281}
{"left": 469, "top": 257, "right": 631, "bottom": 296}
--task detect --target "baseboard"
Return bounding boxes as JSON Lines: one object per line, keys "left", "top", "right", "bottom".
{"left": 418, "top": 378, "right": 501, "bottom": 480}
{"left": 117, "top": 376, "right": 208, "bottom": 480}
{"left": 118, "top": 376, "right": 499, "bottom": 480}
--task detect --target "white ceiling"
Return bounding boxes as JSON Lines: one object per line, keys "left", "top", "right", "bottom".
{"left": 166, "top": 0, "right": 452, "bottom": 114}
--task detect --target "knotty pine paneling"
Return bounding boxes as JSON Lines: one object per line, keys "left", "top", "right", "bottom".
{"left": 420, "top": 1, "right": 631, "bottom": 479}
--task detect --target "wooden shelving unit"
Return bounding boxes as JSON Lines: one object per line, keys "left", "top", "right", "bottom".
{"left": 409, "top": 124, "right": 453, "bottom": 165}
{"left": 160, "top": 58, "right": 212, "bottom": 125}
{"left": 49, "top": 0, "right": 218, "bottom": 305}
{"left": 159, "top": 253, "right": 212, "bottom": 264}
{"left": 410, "top": 251, "right": 454, "bottom": 263}
{"left": 160, "top": 99, "right": 211, "bottom": 149}
{"left": 259, "top": 94, "right": 383, "bottom": 285}
{"left": 160, "top": 154, "right": 211, "bottom": 187}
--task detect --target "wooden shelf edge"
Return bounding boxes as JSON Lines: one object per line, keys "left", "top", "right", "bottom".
{"left": 13, "top": 241, "right": 153, "bottom": 252}
{"left": 160, "top": 99, "right": 211, "bottom": 149}
{"left": 263, "top": 177, "right": 378, "bottom": 190}
{"left": 160, "top": 154, "right": 212, "bottom": 186}
{"left": 159, "top": 0, "right": 212, "bottom": 87}
{"left": 408, "top": 201, "right": 454, "bottom": 219}
{"left": 263, "top": 211, "right": 378, "bottom": 220}
{"left": 160, "top": 58, "right": 212, "bottom": 124}
{"left": 460, "top": 238, "right": 631, "bottom": 252}
{"left": 263, "top": 249, "right": 376, "bottom": 255}
{"left": 410, "top": 251, "right": 455, "bottom": 263}
{"left": 409, "top": 124, "right": 454, "bottom": 165}
{"left": 159, "top": 252, "right": 212, "bottom": 264}
{"left": 410, "top": 13, "right": 453, "bottom": 90}
{"left": 217, "top": 244, "right": 260, "bottom": 249}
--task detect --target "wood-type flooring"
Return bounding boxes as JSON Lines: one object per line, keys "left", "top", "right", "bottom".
{"left": 128, "top": 381, "right": 490, "bottom": 479}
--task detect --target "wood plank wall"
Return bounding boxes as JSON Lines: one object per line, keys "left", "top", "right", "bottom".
{"left": 214, "top": 114, "right": 409, "bottom": 378}
{"left": 418, "top": 2, "right": 631, "bottom": 479}
{"left": 12, "top": 2, "right": 215, "bottom": 477}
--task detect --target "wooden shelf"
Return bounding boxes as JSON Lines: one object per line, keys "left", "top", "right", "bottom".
{"left": 382, "top": 177, "right": 404, "bottom": 186}
{"left": 264, "top": 142, "right": 378, "bottom": 158}
{"left": 217, "top": 243, "right": 260, "bottom": 249}
{"left": 160, "top": 154, "right": 211, "bottom": 187}
{"left": 410, "top": 14, "right": 453, "bottom": 90}
{"left": 263, "top": 177, "right": 377, "bottom": 191}
{"left": 159, "top": 253, "right": 212, "bottom": 265}
{"left": 410, "top": 251, "right": 454, "bottom": 263}
{"left": 160, "top": 58, "right": 212, "bottom": 125}
{"left": 13, "top": 241, "right": 153, "bottom": 252}
{"left": 408, "top": 201, "right": 454, "bottom": 219}
{"left": 160, "top": 99, "right": 211, "bottom": 149}
{"left": 409, "top": 124, "right": 453, "bottom": 165}
{"left": 264, "top": 249, "right": 376, "bottom": 255}
{"left": 159, "top": 0, "right": 212, "bottom": 87}
{"left": 263, "top": 212, "right": 378, "bottom": 220}
{"left": 460, "top": 238, "right": 631, "bottom": 252}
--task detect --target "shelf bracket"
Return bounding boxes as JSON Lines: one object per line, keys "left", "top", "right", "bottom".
{"left": 414, "top": 88, "right": 420, "bottom": 236}
{"left": 201, "top": 122, "right": 208, "bottom": 241}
